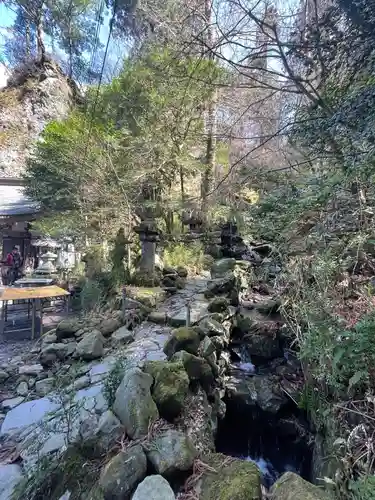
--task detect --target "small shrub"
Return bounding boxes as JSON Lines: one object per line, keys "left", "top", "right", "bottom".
{"left": 163, "top": 242, "right": 205, "bottom": 274}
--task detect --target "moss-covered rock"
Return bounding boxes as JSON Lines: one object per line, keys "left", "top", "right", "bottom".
{"left": 112, "top": 368, "right": 159, "bottom": 439}
{"left": 171, "top": 351, "right": 214, "bottom": 389}
{"left": 163, "top": 327, "right": 201, "bottom": 358}
{"left": 144, "top": 361, "right": 189, "bottom": 421}
{"left": 144, "top": 429, "right": 197, "bottom": 477}
{"left": 126, "top": 286, "right": 166, "bottom": 308}
{"left": 208, "top": 297, "right": 229, "bottom": 313}
{"left": 197, "top": 453, "right": 261, "bottom": 500}
{"left": 270, "top": 472, "right": 332, "bottom": 500}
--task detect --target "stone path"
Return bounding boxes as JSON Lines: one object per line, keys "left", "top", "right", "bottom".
{"left": 0, "top": 273, "right": 212, "bottom": 480}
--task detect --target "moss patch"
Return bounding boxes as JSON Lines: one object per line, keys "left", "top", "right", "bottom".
{"left": 198, "top": 453, "right": 261, "bottom": 500}
{"left": 144, "top": 361, "right": 190, "bottom": 420}
{"left": 270, "top": 472, "right": 332, "bottom": 500}
{"left": 163, "top": 327, "right": 201, "bottom": 358}
{"left": 126, "top": 286, "right": 166, "bottom": 308}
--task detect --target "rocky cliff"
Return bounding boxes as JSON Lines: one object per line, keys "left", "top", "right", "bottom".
{"left": 0, "top": 59, "right": 79, "bottom": 179}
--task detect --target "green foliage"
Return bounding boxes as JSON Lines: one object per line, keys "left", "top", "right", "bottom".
{"left": 349, "top": 475, "right": 375, "bottom": 500}
{"left": 299, "top": 311, "right": 375, "bottom": 395}
{"left": 163, "top": 242, "right": 205, "bottom": 274}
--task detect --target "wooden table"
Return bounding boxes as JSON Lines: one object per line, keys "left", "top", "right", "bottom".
{"left": 0, "top": 286, "right": 70, "bottom": 340}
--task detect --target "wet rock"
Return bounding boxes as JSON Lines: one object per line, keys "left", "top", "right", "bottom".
{"left": 0, "top": 464, "right": 23, "bottom": 500}
{"left": 270, "top": 472, "right": 331, "bottom": 500}
{"left": 196, "top": 453, "right": 261, "bottom": 500}
{"left": 226, "top": 374, "right": 288, "bottom": 414}
{"left": 19, "top": 364, "right": 44, "bottom": 376}
{"left": 35, "top": 377, "right": 55, "bottom": 396}
{"left": 145, "top": 429, "right": 197, "bottom": 476}
{"left": 99, "top": 444, "right": 147, "bottom": 500}
{"left": 132, "top": 475, "right": 175, "bottom": 500}
{"left": 0, "top": 370, "right": 9, "bottom": 383}
{"left": 99, "top": 318, "right": 121, "bottom": 337}
{"left": 111, "top": 326, "right": 134, "bottom": 345}
{"left": 163, "top": 327, "right": 201, "bottom": 358}
{"left": 208, "top": 297, "right": 229, "bottom": 313}
{"left": 144, "top": 361, "right": 189, "bottom": 421}
{"left": 171, "top": 351, "right": 214, "bottom": 389}
{"left": 211, "top": 258, "right": 237, "bottom": 278}
{"left": 113, "top": 368, "right": 158, "bottom": 439}
{"left": 243, "top": 333, "right": 282, "bottom": 359}
{"left": 56, "top": 319, "right": 81, "bottom": 340}
{"left": 16, "top": 381, "right": 29, "bottom": 396}
{"left": 76, "top": 331, "right": 104, "bottom": 360}
{"left": 148, "top": 311, "right": 167, "bottom": 324}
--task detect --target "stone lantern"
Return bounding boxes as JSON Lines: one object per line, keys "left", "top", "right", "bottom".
{"left": 133, "top": 220, "right": 160, "bottom": 286}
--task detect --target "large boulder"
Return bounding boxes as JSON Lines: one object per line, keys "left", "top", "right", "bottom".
{"left": 99, "top": 445, "right": 147, "bottom": 500}
{"left": 76, "top": 331, "right": 104, "bottom": 360}
{"left": 132, "top": 475, "right": 175, "bottom": 500}
{"left": 99, "top": 318, "right": 121, "bottom": 337}
{"left": 144, "top": 361, "right": 189, "bottom": 421}
{"left": 145, "top": 429, "right": 197, "bottom": 477}
{"left": 211, "top": 258, "right": 237, "bottom": 278}
{"left": 56, "top": 319, "right": 81, "bottom": 340}
{"left": 226, "top": 374, "right": 288, "bottom": 414}
{"left": 270, "top": 472, "right": 332, "bottom": 500}
{"left": 163, "top": 327, "right": 201, "bottom": 359}
{"left": 113, "top": 368, "right": 159, "bottom": 439}
{"left": 196, "top": 453, "right": 261, "bottom": 500}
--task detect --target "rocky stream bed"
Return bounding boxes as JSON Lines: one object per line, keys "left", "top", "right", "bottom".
{"left": 0, "top": 233, "right": 332, "bottom": 500}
